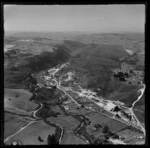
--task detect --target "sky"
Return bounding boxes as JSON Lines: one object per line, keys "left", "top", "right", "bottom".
{"left": 4, "top": 5, "right": 145, "bottom": 33}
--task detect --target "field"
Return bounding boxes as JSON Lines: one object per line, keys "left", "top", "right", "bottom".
{"left": 4, "top": 89, "right": 38, "bottom": 113}
{"left": 66, "top": 102, "right": 93, "bottom": 115}
{"left": 133, "top": 110, "right": 145, "bottom": 127}
{"left": 117, "top": 129, "right": 143, "bottom": 141}
{"left": 86, "top": 112, "right": 128, "bottom": 133}
{"left": 47, "top": 115, "right": 86, "bottom": 144}
{"left": 51, "top": 105, "right": 65, "bottom": 115}
{"left": 66, "top": 99, "right": 114, "bottom": 117}
{"left": 4, "top": 112, "right": 29, "bottom": 139}
{"left": 61, "top": 131, "right": 86, "bottom": 144}
{"left": 4, "top": 70, "right": 27, "bottom": 89}
{"left": 5, "top": 121, "right": 56, "bottom": 145}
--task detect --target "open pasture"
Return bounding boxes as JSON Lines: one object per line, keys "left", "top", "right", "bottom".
{"left": 51, "top": 105, "right": 64, "bottom": 115}
{"left": 47, "top": 115, "right": 79, "bottom": 130}
{"left": 4, "top": 112, "right": 29, "bottom": 139}
{"left": 133, "top": 110, "right": 145, "bottom": 127}
{"left": 87, "top": 112, "right": 128, "bottom": 133}
{"left": 47, "top": 115, "right": 86, "bottom": 144}
{"left": 48, "top": 116, "right": 85, "bottom": 144}
{"left": 61, "top": 130, "right": 86, "bottom": 144}
{"left": 66, "top": 102, "right": 93, "bottom": 115}
{"left": 4, "top": 89, "right": 38, "bottom": 112}
{"left": 117, "top": 129, "right": 143, "bottom": 141}
{"left": 6, "top": 121, "right": 56, "bottom": 145}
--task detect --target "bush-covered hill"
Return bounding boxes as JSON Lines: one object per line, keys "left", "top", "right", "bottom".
{"left": 4, "top": 36, "right": 144, "bottom": 108}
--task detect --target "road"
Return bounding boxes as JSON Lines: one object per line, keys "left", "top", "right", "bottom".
{"left": 4, "top": 100, "right": 42, "bottom": 143}
{"left": 4, "top": 121, "right": 37, "bottom": 143}
{"left": 47, "top": 62, "right": 145, "bottom": 136}
{"left": 131, "top": 84, "right": 145, "bottom": 109}
{"left": 5, "top": 62, "right": 145, "bottom": 144}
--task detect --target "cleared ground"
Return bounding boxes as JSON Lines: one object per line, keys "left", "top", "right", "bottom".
{"left": 133, "top": 110, "right": 145, "bottom": 127}
{"left": 4, "top": 89, "right": 38, "bottom": 113}
{"left": 5, "top": 121, "right": 56, "bottom": 145}
{"left": 47, "top": 115, "right": 86, "bottom": 144}
{"left": 4, "top": 112, "right": 29, "bottom": 139}
{"left": 86, "top": 112, "right": 128, "bottom": 133}
{"left": 61, "top": 130, "right": 86, "bottom": 144}
{"left": 117, "top": 129, "right": 144, "bottom": 142}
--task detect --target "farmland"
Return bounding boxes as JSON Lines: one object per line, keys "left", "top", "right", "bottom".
{"left": 47, "top": 115, "right": 86, "bottom": 144}
{"left": 86, "top": 112, "right": 128, "bottom": 133}
{"left": 5, "top": 121, "right": 56, "bottom": 145}
{"left": 4, "top": 113, "right": 29, "bottom": 139}
{"left": 4, "top": 88, "right": 38, "bottom": 113}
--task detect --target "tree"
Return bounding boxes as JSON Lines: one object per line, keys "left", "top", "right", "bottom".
{"left": 81, "top": 104, "right": 84, "bottom": 108}
{"left": 94, "top": 124, "right": 102, "bottom": 129}
{"left": 38, "top": 136, "right": 44, "bottom": 142}
{"left": 111, "top": 134, "right": 119, "bottom": 139}
{"left": 102, "top": 125, "right": 109, "bottom": 134}
{"left": 129, "top": 81, "right": 132, "bottom": 84}
{"left": 47, "top": 134, "right": 58, "bottom": 145}
{"left": 93, "top": 138, "right": 103, "bottom": 144}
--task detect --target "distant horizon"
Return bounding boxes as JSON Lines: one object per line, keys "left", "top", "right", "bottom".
{"left": 5, "top": 30, "right": 145, "bottom": 34}
{"left": 4, "top": 5, "right": 145, "bottom": 33}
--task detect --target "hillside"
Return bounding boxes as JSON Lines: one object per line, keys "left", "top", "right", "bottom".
{"left": 4, "top": 33, "right": 145, "bottom": 145}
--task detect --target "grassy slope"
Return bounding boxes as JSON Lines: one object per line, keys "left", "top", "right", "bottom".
{"left": 4, "top": 39, "right": 71, "bottom": 89}
{"left": 6, "top": 121, "right": 56, "bottom": 145}
{"left": 4, "top": 88, "right": 38, "bottom": 112}
{"left": 69, "top": 43, "right": 142, "bottom": 107}
{"left": 4, "top": 113, "right": 29, "bottom": 139}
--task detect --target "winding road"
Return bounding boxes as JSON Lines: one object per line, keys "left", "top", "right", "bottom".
{"left": 4, "top": 62, "right": 146, "bottom": 144}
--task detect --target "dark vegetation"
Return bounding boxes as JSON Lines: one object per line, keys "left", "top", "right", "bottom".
{"left": 35, "top": 104, "right": 59, "bottom": 119}
{"left": 4, "top": 70, "right": 27, "bottom": 88}
{"left": 25, "top": 73, "right": 37, "bottom": 85}
{"left": 17, "top": 46, "right": 70, "bottom": 73}
{"left": 70, "top": 44, "right": 129, "bottom": 91}
{"left": 102, "top": 125, "right": 109, "bottom": 134}
{"left": 102, "top": 125, "right": 120, "bottom": 139}
{"left": 101, "top": 80, "right": 140, "bottom": 107}
{"left": 72, "top": 115, "right": 114, "bottom": 144}
{"left": 115, "top": 114, "right": 121, "bottom": 118}
{"left": 63, "top": 40, "right": 87, "bottom": 53}
{"left": 121, "top": 111, "right": 132, "bottom": 121}
{"left": 4, "top": 43, "right": 71, "bottom": 88}
{"left": 112, "top": 106, "right": 121, "bottom": 112}
{"left": 63, "top": 41, "right": 143, "bottom": 108}
{"left": 47, "top": 134, "right": 58, "bottom": 145}
{"left": 119, "top": 125, "right": 144, "bottom": 134}
{"left": 38, "top": 136, "right": 44, "bottom": 142}
{"left": 5, "top": 38, "right": 142, "bottom": 108}
{"left": 94, "top": 124, "right": 102, "bottom": 129}
{"left": 75, "top": 123, "right": 118, "bottom": 144}
{"left": 33, "top": 87, "right": 62, "bottom": 105}
{"left": 5, "top": 48, "right": 20, "bottom": 57}
{"left": 113, "top": 71, "right": 129, "bottom": 81}
{"left": 44, "top": 120, "right": 63, "bottom": 145}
